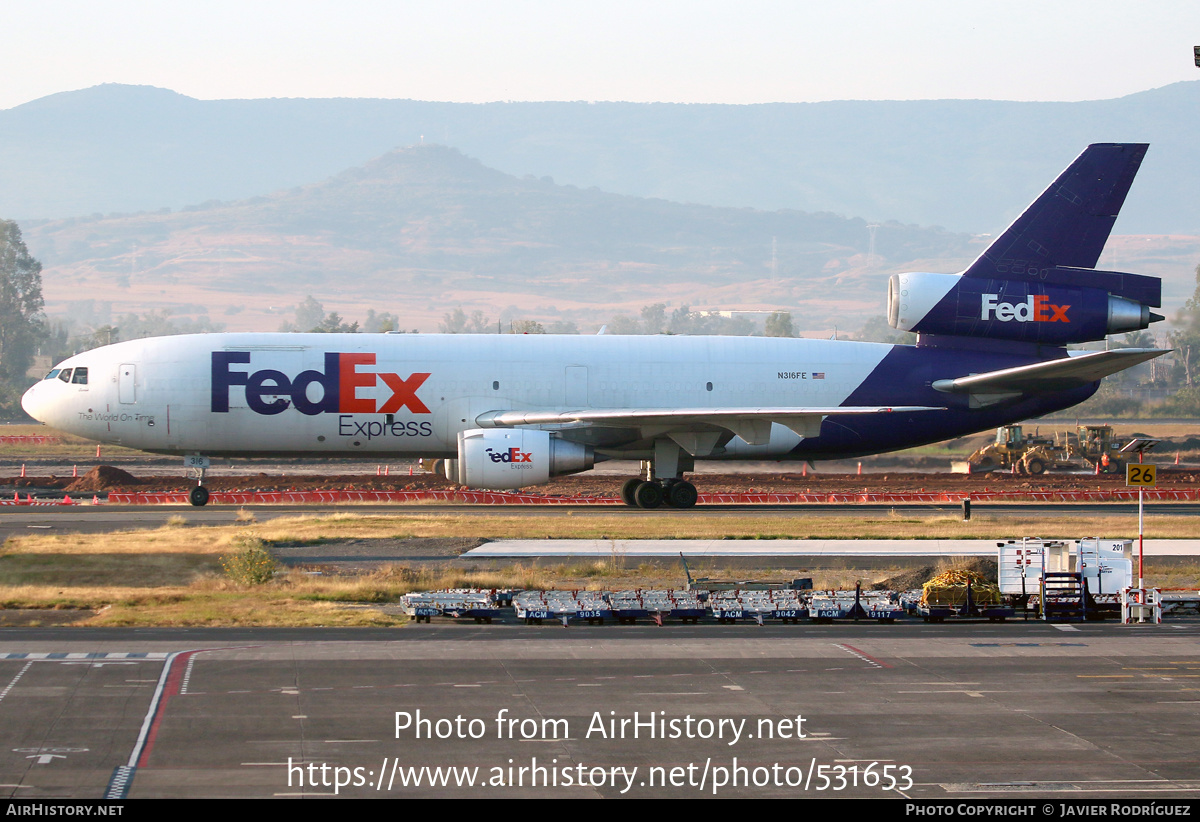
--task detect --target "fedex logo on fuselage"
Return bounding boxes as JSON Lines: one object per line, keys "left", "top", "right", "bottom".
{"left": 211, "top": 351, "right": 431, "bottom": 416}
{"left": 981, "top": 293, "right": 1070, "bottom": 323}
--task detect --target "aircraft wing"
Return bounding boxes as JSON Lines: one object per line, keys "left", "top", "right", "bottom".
{"left": 931, "top": 348, "right": 1166, "bottom": 407}
{"left": 476, "top": 405, "right": 942, "bottom": 447}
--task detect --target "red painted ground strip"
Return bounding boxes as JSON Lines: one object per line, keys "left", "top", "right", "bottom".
{"left": 836, "top": 643, "right": 893, "bottom": 669}
{"left": 103, "top": 488, "right": 1200, "bottom": 505}
{"left": 136, "top": 650, "right": 205, "bottom": 768}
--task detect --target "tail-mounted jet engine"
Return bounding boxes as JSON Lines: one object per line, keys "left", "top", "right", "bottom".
{"left": 433, "top": 428, "right": 594, "bottom": 490}
{"left": 887, "top": 270, "right": 1163, "bottom": 345}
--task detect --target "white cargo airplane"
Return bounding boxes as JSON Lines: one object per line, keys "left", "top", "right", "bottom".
{"left": 22, "top": 144, "right": 1166, "bottom": 508}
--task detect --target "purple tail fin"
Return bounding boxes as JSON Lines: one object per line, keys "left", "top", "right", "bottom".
{"left": 890, "top": 144, "right": 1163, "bottom": 345}
{"left": 965, "top": 143, "right": 1148, "bottom": 277}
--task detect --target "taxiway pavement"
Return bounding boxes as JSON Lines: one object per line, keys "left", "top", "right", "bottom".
{"left": 1, "top": 623, "right": 1198, "bottom": 799}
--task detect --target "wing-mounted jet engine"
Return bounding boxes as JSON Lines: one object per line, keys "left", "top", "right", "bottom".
{"left": 432, "top": 429, "right": 595, "bottom": 490}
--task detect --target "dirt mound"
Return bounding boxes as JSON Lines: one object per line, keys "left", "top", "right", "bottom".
{"left": 872, "top": 557, "right": 997, "bottom": 592}
{"left": 64, "top": 465, "right": 146, "bottom": 492}
{"left": 872, "top": 566, "right": 936, "bottom": 591}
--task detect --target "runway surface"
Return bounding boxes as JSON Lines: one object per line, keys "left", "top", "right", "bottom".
{"left": 1, "top": 622, "right": 1198, "bottom": 799}
{"left": 469, "top": 538, "right": 1200, "bottom": 558}
{"left": 3, "top": 497, "right": 1197, "bottom": 799}
{"left": 1, "top": 500, "right": 1196, "bottom": 542}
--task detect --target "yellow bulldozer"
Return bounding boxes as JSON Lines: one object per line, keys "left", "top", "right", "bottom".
{"left": 955, "top": 424, "right": 1127, "bottom": 475}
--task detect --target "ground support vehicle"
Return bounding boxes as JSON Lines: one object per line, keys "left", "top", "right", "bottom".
{"left": 1160, "top": 591, "right": 1200, "bottom": 616}
{"left": 400, "top": 589, "right": 503, "bottom": 623}
{"left": 706, "top": 589, "right": 810, "bottom": 624}
{"left": 608, "top": 591, "right": 649, "bottom": 624}
{"left": 999, "top": 538, "right": 1132, "bottom": 620}
{"left": 810, "top": 586, "right": 903, "bottom": 623}
{"left": 513, "top": 590, "right": 612, "bottom": 625}
{"left": 610, "top": 589, "right": 705, "bottom": 624}
{"left": 919, "top": 569, "right": 1012, "bottom": 622}
{"left": 1122, "top": 587, "right": 1164, "bottom": 624}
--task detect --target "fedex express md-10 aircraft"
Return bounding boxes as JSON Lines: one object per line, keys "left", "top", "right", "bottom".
{"left": 22, "top": 144, "right": 1166, "bottom": 508}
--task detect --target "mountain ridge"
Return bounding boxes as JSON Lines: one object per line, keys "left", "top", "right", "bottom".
{"left": 25, "top": 144, "right": 981, "bottom": 333}
{"left": 4, "top": 82, "right": 1199, "bottom": 233}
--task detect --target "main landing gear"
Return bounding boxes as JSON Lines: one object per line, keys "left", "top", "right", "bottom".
{"left": 624, "top": 475, "right": 700, "bottom": 506}
{"left": 619, "top": 441, "right": 700, "bottom": 509}
{"left": 619, "top": 477, "right": 699, "bottom": 509}
{"left": 186, "top": 455, "right": 212, "bottom": 507}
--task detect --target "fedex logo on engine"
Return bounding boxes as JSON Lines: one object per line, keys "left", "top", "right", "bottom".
{"left": 486, "top": 447, "right": 533, "bottom": 465}
{"left": 211, "top": 351, "right": 431, "bottom": 416}
{"left": 981, "top": 294, "right": 1070, "bottom": 323}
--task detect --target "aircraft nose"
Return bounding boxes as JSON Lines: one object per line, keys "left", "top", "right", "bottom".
{"left": 21, "top": 382, "right": 45, "bottom": 423}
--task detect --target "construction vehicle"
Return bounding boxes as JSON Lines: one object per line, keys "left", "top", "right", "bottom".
{"left": 1061, "top": 424, "right": 1127, "bottom": 473}
{"left": 954, "top": 423, "right": 1127, "bottom": 474}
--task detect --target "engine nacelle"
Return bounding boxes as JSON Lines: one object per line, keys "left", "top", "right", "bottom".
{"left": 435, "top": 429, "right": 594, "bottom": 490}
{"left": 888, "top": 271, "right": 1161, "bottom": 344}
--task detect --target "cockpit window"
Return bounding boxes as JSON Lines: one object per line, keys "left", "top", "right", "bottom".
{"left": 44, "top": 369, "right": 60, "bottom": 380}
{"left": 57, "top": 368, "right": 73, "bottom": 383}
{"left": 71, "top": 367, "right": 88, "bottom": 385}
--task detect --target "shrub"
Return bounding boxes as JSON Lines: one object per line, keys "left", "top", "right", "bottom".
{"left": 220, "top": 536, "right": 277, "bottom": 585}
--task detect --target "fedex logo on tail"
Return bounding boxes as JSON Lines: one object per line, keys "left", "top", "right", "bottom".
{"left": 981, "top": 293, "right": 1070, "bottom": 323}
{"left": 211, "top": 352, "right": 431, "bottom": 416}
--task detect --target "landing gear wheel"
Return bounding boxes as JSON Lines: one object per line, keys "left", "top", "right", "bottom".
{"left": 620, "top": 477, "right": 641, "bottom": 507}
{"left": 633, "top": 481, "right": 664, "bottom": 509}
{"left": 189, "top": 485, "right": 210, "bottom": 507}
{"left": 665, "top": 480, "right": 698, "bottom": 509}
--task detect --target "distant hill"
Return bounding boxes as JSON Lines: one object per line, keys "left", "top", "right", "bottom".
{"left": 25, "top": 145, "right": 979, "bottom": 333}
{"left": 3, "top": 82, "right": 1200, "bottom": 233}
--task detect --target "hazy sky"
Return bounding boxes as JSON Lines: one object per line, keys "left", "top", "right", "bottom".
{"left": 4, "top": 0, "right": 1199, "bottom": 110}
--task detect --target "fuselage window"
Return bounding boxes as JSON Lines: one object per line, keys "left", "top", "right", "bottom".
{"left": 57, "top": 368, "right": 73, "bottom": 383}
{"left": 71, "top": 367, "right": 88, "bottom": 385}
{"left": 44, "top": 369, "right": 60, "bottom": 380}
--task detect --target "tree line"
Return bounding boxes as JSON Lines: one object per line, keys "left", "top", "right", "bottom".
{"left": 4, "top": 216, "right": 1198, "bottom": 418}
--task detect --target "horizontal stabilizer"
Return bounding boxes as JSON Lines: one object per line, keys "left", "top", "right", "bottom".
{"left": 932, "top": 348, "right": 1166, "bottom": 397}
{"left": 477, "top": 405, "right": 942, "bottom": 445}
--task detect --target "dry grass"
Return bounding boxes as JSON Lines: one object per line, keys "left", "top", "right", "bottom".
{"left": 1, "top": 510, "right": 1197, "bottom": 625}
{"left": 204, "top": 511, "right": 1200, "bottom": 542}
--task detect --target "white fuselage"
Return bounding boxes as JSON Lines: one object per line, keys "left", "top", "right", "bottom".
{"left": 22, "top": 332, "right": 892, "bottom": 460}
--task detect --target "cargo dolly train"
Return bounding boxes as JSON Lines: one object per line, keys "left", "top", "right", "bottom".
{"left": 397, "top": 538, "right": 1194, "bottom": 626}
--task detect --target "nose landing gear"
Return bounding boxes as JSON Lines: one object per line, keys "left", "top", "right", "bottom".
{"left": 185, "top": 455, "right": 211, "bottom": 507}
